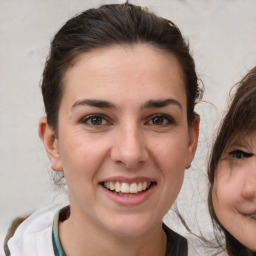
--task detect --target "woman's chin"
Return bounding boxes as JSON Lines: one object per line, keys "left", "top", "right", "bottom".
{"left": 103, "top": 216, "right": 160, "bottom": 238}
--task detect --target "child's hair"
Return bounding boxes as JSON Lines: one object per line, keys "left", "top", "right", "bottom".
{"left": 41, "top": 2, "right": 202, "bottom": 133}
{"left": 208, "top": 66, "right": 256, "bottom": 256}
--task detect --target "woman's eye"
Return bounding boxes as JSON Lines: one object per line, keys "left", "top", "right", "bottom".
{"left": 81, "top": 115, "right": 109, "bottom": 126}
{"left": 229, "top": 150, "right": 253, "bottom": 159}
{"left": 146, "top": 114, "right": 175, "bottom": 126}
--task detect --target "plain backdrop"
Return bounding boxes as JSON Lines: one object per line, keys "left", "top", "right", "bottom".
{"left": 1, "top": 0, "right": 256, "bottom": 254}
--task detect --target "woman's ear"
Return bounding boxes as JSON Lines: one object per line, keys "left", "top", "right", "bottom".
{"left": 38, "top": 116, "right": 63, "bottom": 172}
{"left": 186, "top": 114, "right": 200, "bottom": 169}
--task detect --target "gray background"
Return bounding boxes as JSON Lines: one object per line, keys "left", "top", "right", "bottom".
{"left": 1, "top": 0, "right": 256, "bottom": 254}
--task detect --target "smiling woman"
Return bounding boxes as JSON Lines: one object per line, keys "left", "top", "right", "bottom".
{"left": 208, "top": 66, "right": 256, "bottom": 256}
{"left": 5, "top": 2, "right": 202, "bottom": 256}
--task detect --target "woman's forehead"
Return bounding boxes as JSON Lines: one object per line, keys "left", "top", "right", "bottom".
{"left": 61, "top": 44, "right": 186, "bottom": 105}
{"left": 66, "top": 44, "right": 183, "bottom": 75}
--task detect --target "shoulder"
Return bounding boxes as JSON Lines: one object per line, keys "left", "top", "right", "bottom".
{"left": 6, "top": 204, "right": 62, "bottom": 256}
{"left": 4, "top": 215, "right": 30, "bottom": 255}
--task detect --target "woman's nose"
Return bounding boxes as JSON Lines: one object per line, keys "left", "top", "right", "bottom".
{"left": 110, "top": 124, "right": 149, "bottom": 169}
{"left": 240, "top": 167, "right": 256, "bottom": 201}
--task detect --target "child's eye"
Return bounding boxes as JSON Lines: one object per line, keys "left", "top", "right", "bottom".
{"left": 81, "top": 114, "right": 109, "bottom": 126}
{"left": 146, "top": 114, "right": 175, "bottom": 126}
{"left": 229, "top": 150, "right": 253, "bottom": 159}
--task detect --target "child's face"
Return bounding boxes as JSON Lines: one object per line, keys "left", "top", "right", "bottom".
{"left": 42, "top": 44, "right": 199, "bottom": 237}
{"left": 213, "top": 134, "right": 256, "bottom": 252}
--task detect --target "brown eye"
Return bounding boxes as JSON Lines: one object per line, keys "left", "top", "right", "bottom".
{"left": 152, "top": 116, "right": 164, "bottom": 125}
{"left": 82, "top": 114, "right": 109, "bottom": 126}
{"left": 90, "top": 116, "right": 103, "bottom": 125}
{"left": 146, "top": 114, "right": 175, "bottom": 126}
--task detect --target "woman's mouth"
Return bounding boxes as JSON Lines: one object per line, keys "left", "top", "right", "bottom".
{"left": 101, "top": 181, "right": 154, "bottom": 196}
{"left": 239, "top": 210, "right": 256, "bottom": 219}
{"left": 99, "top": 178, "right": 156, "bottom": 206}
{"left": 244, "top": 213, "right": 256, "bottom": 219}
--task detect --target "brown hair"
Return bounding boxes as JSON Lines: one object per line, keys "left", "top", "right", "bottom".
{"left": 41, "top": 2, "right": 202, "bottom": 131}
{"left": 208, "top": 66, "right": 256, "bottom": 256}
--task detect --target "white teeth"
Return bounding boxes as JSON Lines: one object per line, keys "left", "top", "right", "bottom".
{"left": 115, "top": 182, "right": 121, "bottom": 192}
{"left": 142, "top": 181, "right": 147, "bottom": 190}
{"left": 121, "top": 183, "right": 130, "bottom": 193}
{"left": 110, "top": 182, "right": 115, "bottom": 190}
{"left": 137, "top": 182, "right": 143, "bottom": 192}
{"left": 129, "top": 183, "right": 138, "bottom": 193}
{"left": 103, "top": 181, "right": 152, "bottom": 194}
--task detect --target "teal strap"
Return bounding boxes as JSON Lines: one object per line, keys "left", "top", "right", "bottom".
{"left": 52, "top": 209, "right": 66, "bottom": 256}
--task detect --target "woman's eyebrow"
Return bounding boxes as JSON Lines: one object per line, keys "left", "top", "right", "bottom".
{"left": 142, "top": 99, "right": 182, "bottom": 110}
{"left": 71, "top": 98, "right": 182, "bottom": 110}
{"left": 72, "top": 99, "right": 116, "bottom": 109}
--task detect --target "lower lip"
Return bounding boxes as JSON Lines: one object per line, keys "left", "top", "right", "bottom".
{"left": 100, "top": 185, "right": 155, "bottom": 206}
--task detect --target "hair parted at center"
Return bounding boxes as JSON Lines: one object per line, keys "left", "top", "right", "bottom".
{"left": 41, "top": 2, "right": 202, "bottom": 131}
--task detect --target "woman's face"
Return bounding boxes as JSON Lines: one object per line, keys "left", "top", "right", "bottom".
{"left": 213, "top": 134, "right": 256, "bottom": 252}
{"left": 41, "top": 44, "right": 199, "bottom": 237}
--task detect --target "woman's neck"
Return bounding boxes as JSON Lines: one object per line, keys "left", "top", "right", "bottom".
{"left": 59, "top": 211, "right": 167, "bottom": 256}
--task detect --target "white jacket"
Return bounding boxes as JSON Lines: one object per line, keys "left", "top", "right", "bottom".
{"left": 7, "top": 205, "right": 60, "bottom": 256}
